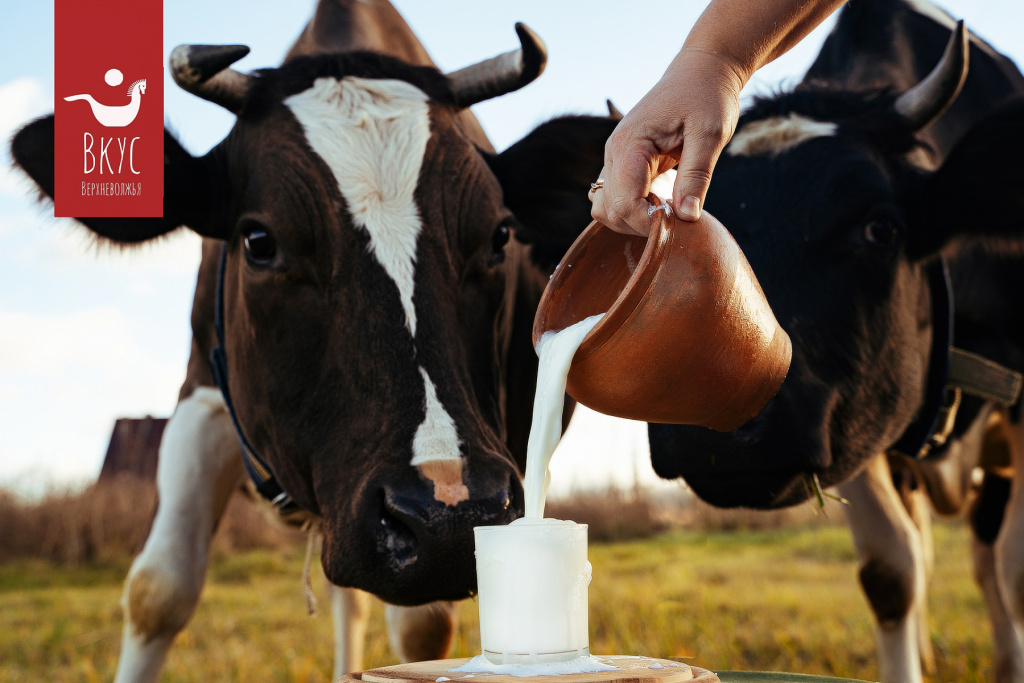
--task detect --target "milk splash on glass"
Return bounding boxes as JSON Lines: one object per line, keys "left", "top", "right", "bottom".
{"left": 470, "top": 314, "right": 605, "bottom": 668}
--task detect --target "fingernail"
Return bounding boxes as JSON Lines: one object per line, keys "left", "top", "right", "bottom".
{"left": 678, "top": 195, "right": 701, "bottom": 221}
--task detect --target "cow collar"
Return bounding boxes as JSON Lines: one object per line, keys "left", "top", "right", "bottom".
{"left": 209, "top": 244, "right": 302, "bottom": 515}
{"left": 889, "top": 258, "right": 1024, "bottom": 459}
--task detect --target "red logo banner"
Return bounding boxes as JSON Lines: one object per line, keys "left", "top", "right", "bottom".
{"left": 55, "top": 0, "right": 164, "bottom": 217}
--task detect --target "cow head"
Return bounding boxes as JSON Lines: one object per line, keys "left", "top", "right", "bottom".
{"left": 650, "top": 24, "right": 1024, "bottom": 509}
{"left": 11, "top": 30, "right": 615, "bottom": 604}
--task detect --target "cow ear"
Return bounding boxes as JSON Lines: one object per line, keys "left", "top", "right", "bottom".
{"left": 10, "top": 114, "right": 227, "bottom": 243}
{"left": 488, "top": 114, "right": 617, "bottom": 271}
{"left": 912, "top": 100, "right": 1024, "bottom": 258}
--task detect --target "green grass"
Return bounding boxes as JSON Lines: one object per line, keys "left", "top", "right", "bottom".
{"left": 0, "top": 521, "right": 992, "bottom": 682}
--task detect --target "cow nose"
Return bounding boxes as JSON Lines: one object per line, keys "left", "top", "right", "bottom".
{"left": 382, "top": 472, "right": 520, "bottom": 541}
{"left": 374, "top": 471, "right": 522, "bottom": 597}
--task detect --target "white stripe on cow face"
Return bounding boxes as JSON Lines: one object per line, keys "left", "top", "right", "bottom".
{"left": 412, "top": 366, "right": 462, "bottom": 465}
{"left": 727, "top": 113, "right": 838, "bottom": 158}
{"left": 286, "top": 79, "right": 465, "bottom": 499}
{"left": 412, "top": 367, "right": 467, "bottom": 506}
{"left": 285, "top": 76, "right": 430, "bottom": 336}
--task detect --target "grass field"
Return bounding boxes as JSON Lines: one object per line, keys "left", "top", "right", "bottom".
{"left": 0, "top": 519, "right": 992, "bottom": 683}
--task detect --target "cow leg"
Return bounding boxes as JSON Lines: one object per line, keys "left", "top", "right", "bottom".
{"left": 385, "top": 601, "right": 459, "bottom": 663}
{"left": 114, "top": 387, "right": 243, "bottom": 683}
{"left": 972, "top": 518, "right": 1024, "bottom": 683}
{"left": 896, "top": 478, "right": 936, "bottom": 676}
{"left": 838, "top": 454, "right": 927, "bottom": 683}
{"left": 330, "top": 584, "right": 372, "bottom": 677}
{"left": 993, "top": 419, "right": 1024, "bottom": 682}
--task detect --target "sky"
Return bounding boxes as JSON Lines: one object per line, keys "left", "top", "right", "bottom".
{"left": 1, "top": 1, "right": 1022, "bottom": 498}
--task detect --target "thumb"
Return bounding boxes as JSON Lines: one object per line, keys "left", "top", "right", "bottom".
{"left": 672, "top": 130, "right": 728, "bottom": 222}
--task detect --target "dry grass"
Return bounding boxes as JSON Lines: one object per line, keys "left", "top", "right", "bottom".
{"left": 0, "top": 478, "right": 302, "bottom": 566}
{"left": 547, "top": 484, "right": 843, "bottom": 541}
{"left": 0, "top": 482, "right": 684, "bottom": 567}
{"left": 0, "top": 477, "right": 157, "bottom": 565}
{"left": 0, "top": 482, "right": 992, "bottom": 681}
{"left": 0, "top": 520, "right": 992, "bottom": 683}
{"left": 677, "top": 495, "right": 845, "bottom": 532}
{"left": 546, "top": 487, "right": 666, "bottom": 542}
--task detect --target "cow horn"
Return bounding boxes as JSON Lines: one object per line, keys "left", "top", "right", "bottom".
{"left": 448, "top": 23, "right": 547, "bottom": 108}
{"left": 893, "top": 20, "right": 969, "bottom": 131}
{"left": 170, "top": 44, "right": 252, "bottom": 114}
{"left": 606, "top": 99, "right": 624, "bottom": 120}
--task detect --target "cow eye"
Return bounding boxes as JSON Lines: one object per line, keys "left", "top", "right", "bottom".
{"left": 489, "top": 221, "right": 511, "bottom": 266}
{"left": 863, "top": 219, "right": 899, "bottom": 248}
{"left": 240, "top": 222, "right": 277, "bottom": 265}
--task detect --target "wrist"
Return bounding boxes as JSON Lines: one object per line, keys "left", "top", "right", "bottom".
{"left": 660, "top": 46, "right": 748, "bottom": 97}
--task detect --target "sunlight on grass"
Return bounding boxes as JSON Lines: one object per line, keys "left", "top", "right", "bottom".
{"left": 0, "top": 521, "right": 991, "bottom": 682}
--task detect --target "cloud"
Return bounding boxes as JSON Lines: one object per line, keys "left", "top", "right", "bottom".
{"left": 0, "top": 306, "right": 186, "bottom": 404}
{"left": 0, "top": 207, "right": 201, "bottom": 275}
{"left": 0, "top": 79, "right": 199, "bottom": 492}
{"left": 0, "top": 78, "right": 52, "bottom": 199}
{"left": 0, "top": 306, "right": 186, "bottom": 488}
{"left": 0, "top": 307, "right": 132, "bottom": 373}
{"left": 39, "top": 222, "right": 203, "bottom": 275}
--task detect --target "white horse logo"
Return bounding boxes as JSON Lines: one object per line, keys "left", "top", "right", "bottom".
{"left": 65, "top": 68, "right": 147, "bottom": 128}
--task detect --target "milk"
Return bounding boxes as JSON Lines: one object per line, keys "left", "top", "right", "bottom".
{"left": 474, "top": 518, "right": 591, "bottom": 663}
{"left": 472, "top": 314, "right": 604, "bottom": 666}
{"left": 524, "top": 314, "right": 605, "bottom": 518}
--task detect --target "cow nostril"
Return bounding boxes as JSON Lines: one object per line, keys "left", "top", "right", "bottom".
{"left": 504, "top": 474, "right": 524, "bottom": 524}
{"left": 379, "top": 494, "right": 419, "bottom": 571}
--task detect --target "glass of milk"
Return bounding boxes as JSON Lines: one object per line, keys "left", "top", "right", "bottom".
{"left": 474, "top": 518, "right": 591, "bottom": 664}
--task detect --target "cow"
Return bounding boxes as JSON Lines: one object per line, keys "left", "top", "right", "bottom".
{"left": 10, "top": 1, "right": 616, "bottom": 680}
{"left": 643, "top": 1, "right": 1024, "bottom": 682}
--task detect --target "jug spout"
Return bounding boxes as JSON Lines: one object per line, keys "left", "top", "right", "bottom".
{"left": 533, "top": 210, "right": 792, "bottom": 431}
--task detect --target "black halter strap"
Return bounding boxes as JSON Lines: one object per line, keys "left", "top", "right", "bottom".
{"left": 210, "top": 244, "right": 300, "bottom": 514}
{"left": 889, "top": 259, "right": 954, "bottom": 457}
{"left": 889, "top": 258, "right": 1023, "bottom": 459}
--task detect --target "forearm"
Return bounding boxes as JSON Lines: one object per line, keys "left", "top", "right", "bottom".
{"left": 676, "top": 0, "right": 847, "bottom": 85}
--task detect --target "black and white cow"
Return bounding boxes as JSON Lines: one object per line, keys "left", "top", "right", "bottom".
{"left": 10, "top": 1, "right": 616, "bottom": 680}
{"left": 646, "top": 1, "right": 1024, "bottom": 681}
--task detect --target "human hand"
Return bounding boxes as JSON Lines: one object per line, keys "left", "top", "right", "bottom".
{"left": 591, "top": 48, "right": 745, "bottom": 236}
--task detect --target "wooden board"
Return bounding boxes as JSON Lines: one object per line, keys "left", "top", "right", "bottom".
{"left": 347, "top": 656, "right": 720, "bottom": 683}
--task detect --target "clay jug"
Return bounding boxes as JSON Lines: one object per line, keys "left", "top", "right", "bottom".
{"left": 532, "top": 209, "right": 792, "bottom": 431}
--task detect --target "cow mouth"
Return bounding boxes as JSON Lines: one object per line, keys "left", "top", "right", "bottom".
{"left": 682, "top": 469, "right": 820, "bottom": 509}
{"left": 373, "top": 481, "right": 520, "bottom": 574}
{"left": 322, "top": 470, "right": 523, "bottom": 606}
{"left": 648, "top": 412, "right": 834, "bottom": 510}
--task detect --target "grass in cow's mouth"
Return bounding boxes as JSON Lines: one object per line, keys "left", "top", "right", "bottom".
{"left": 804, "top": 473, "right": 849, "bottom": 517}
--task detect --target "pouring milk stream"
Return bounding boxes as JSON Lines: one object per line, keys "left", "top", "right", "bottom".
{"left": 523, "top": 313, "right": 605, "bottom": 518}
